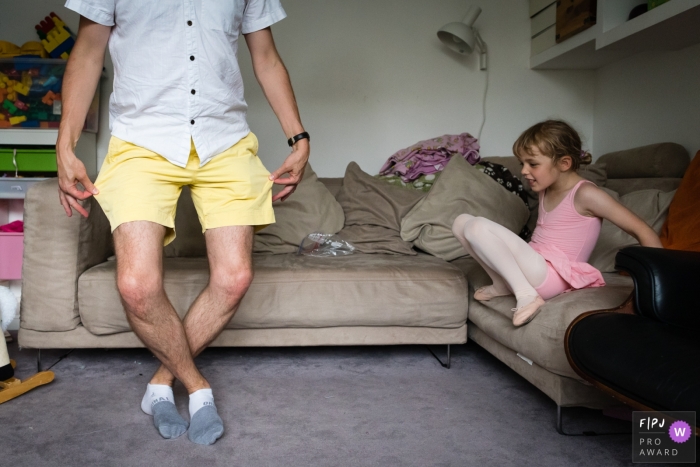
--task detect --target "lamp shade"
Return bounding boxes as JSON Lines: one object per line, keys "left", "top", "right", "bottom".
{"left": 437, "top": 22, "right": 476, "bottom": 54}
{"left": 437, "top": 5, "right": 482, "bottom": 55}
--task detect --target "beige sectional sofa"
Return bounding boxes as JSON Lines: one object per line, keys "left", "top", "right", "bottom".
{"left": 18, "top": 142, "right": 690, "bottom": 412}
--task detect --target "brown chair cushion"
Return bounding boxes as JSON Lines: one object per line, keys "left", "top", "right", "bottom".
{"left": 660, "top": 150, "right": 700, "bottom": 252}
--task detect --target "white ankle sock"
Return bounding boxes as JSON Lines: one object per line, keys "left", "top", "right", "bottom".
{"left": 141, "top": 383, "right": 175, "bottom": 415}
{"left": 189, "top": 388, "right": 215, "bottom": 418}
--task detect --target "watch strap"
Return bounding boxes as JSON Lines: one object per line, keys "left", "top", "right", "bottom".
{"left": 287, "top": 132, "right": 310, "bottom": 147}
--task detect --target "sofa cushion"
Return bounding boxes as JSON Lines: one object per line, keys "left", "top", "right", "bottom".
{"left": 589, "top": 189, "right": 675, "bottom": 273}
{"left": 254, "top": 164, "right": 345, "bottom": 254}
{"left": 336, "top": 162, "right": 426, "bottom": 255}
{"left": 401, "top": 155, "right": 529, "bottom": 261}
{"left": 78, "top": 253, "right": 468, "bottom": 335}
{"left": 450, "top": 256, "right": 633, "bottom": 381}
{"left": 605, "top": 178, "right": 681, "bottom": 196}
{"left": 597, "top": 143, "right": 689, "bottom": 179}
{"left": 163, "top": 166, "right": 344, "bottom": 257}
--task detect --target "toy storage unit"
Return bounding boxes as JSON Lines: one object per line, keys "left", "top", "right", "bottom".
{"left": 0, "top": 58, "right": 99, "bottom": 131}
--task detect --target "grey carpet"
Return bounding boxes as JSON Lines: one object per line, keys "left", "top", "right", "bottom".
{"left": 0, "top": 334, "right": 680, "bottom": 466}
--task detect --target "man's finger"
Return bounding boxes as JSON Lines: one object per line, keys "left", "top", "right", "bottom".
{"left": 280, "top": 187, "right": 296, "bottom": 202}
{"left": 58, "top": 190, "right": 73, "bottom": 217}
{"left": 272, "top": 185, "right": 294, "bottom": 202}
{"left": 80, "top": 176, "right": 99, "bottom": 195}
{"left": 67, "top": 195, "right": 89, "bottom": 218}
{"left": 271, "top": 175, "right": 300, "bottom": 186}
{"left": 63, "top": 183, "right": 94, "bottom": 200}
{"left": 268, "top": 165, "right": 290, "bottom": 181}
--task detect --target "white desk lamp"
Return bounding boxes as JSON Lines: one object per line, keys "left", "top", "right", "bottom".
{"left": 437, "top": 6, "right": 487, "bottom": 70}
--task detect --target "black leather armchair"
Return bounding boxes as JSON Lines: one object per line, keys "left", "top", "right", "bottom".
{"left": 566, "top": 246, "right": 700, "bottom": 414}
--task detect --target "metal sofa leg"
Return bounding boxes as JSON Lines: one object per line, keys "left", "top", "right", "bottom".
{"left": 427, "top": 344, "right": 451, "bottom": 369}
{"left": 37, "top": 350, "right": 42, "bottom": 372}
{"left": 556, "top": 405, "right": 630, "bottom": 436}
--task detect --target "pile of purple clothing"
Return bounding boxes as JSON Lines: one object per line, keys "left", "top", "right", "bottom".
{"left": 379, "top": 133, "right": 480, "bottom": 182}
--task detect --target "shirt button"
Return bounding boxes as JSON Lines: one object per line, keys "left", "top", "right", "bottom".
{"left": 190, "top": 120, "right": 195, "bottom": 125}
{"left": 187, "top": 20, "right": 192, "bottom": 26}
{"left": 190, "top": 55, "right": 195, "bottom": 61}
{"left": 191, "top": 89, "right": 196, "bottom": 95}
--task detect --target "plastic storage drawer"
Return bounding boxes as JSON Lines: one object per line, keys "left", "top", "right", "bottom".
{"left": 0, "top": 148, "right": 57, "bottom": 172}
{"left": 0, "top": 178, "right": 48, "bottom": 199}
{"left": 0, "top": 232, "right": 23, "bottom": 280}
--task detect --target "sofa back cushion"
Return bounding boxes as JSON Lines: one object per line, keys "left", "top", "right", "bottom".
{"left": 335, "top": 162, "right": 426, "bottom": 255}
{"left": 597, "top": 143, "right": 689, "bottom": 179}
{"left": 164, "top": 165, "right": 344, "bottom": 257}
{"left": 589, "top": 189, "right": 675, "bottom": 272}
{"left": 254, "top": 165, "right": 345, "bottom": 254}
{"left": 401, "top": 155, "right": 529, "bottom": 261}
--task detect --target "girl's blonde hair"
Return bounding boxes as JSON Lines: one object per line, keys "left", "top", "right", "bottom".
{"left": 513, "top": 120, "right": 592, "bottom": 171}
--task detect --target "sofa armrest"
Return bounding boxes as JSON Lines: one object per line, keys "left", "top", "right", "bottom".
{"left": 615, "top": 246, "right": 700, "bottom": 330}
{"left": 20, "top": 179, "right": 112, "bottom": 333}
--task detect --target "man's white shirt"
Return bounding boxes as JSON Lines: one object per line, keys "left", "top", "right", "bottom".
{"left": 65, "top": 0, "right": 286, "bottom": 167}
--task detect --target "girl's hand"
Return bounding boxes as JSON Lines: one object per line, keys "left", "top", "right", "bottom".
{"left": 574, "top": 183, "right": 663, "bottom": 248}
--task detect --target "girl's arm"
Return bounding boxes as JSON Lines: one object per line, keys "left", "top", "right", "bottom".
{"left": 575, "top": 184, "right": 663, "bottom": 248}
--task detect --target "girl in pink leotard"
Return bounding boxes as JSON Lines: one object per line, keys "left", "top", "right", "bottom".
{"left": 452, "top": 120, "right": 662, "bottom": 326}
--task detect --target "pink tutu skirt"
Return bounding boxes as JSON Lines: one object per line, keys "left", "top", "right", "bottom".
{"left": 529, "top": 242, "right": 606, "bottom": 299}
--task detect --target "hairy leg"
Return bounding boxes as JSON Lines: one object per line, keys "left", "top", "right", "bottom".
{"left": 150, "top": 225, "right": 255, "bottom": 386}
{"left": 114, "top": 221, "right": 209, "bottom": 393}
{"left": 452, "top": 214, "right": 511, "bottom": 297}
{"left": 461, "top": 217, "right": 548, "bottom": 309}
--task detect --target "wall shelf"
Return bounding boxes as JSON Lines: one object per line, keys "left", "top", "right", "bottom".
{"left": 531, "top": 0, "right": 700, "bottom": 69}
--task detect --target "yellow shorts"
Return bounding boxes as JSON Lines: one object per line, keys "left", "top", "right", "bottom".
{"left": 94, "top": 133, "right": 275, "bottom": 245}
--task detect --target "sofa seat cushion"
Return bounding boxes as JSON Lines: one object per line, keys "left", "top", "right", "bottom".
{"left": 78, "top": 253, "right": 468, "bottom": 335}
{"left": 450, "top": 257, "right": 633, "bottom": 380}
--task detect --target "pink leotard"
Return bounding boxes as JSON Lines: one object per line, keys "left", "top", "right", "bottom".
{"left": 529, "top": 180, "right": 606, "bottom": 300}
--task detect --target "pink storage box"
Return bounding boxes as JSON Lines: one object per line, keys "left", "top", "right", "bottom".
{"left": 0, "top": 232, "right": 23, "bottom": 280}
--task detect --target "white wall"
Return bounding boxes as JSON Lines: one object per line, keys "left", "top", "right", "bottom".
{"left": 241, "top": 0, "right": 596, "bottom": 176}
{"left": 593, "top": 42, "right": 700, "bottom": 159}
{"left": 1, "top": 0, "right": 597, "bottom": 176}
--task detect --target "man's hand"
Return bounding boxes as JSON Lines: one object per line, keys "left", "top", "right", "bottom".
{"left": 57, "top": 146, "right": 99, "bottom": 217}
{"left": 269, "top": 140, "right": 309, "bottom": 202}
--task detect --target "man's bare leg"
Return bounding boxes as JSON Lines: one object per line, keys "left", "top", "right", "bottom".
{"left": 114, "top": 221, "right": 207, "bottom": 439}
{"left": 114, "top": 221, "right": 210, "bottom": 392}
{"left": 149, "top": 225, "right": 255, "bottom": 385}
{"left": 146, "top": 225, "right": 254, "bottom": 444}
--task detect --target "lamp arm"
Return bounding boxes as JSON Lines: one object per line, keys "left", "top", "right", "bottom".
{"left": 474, "top": 30, "right": 488, "bottom": 71}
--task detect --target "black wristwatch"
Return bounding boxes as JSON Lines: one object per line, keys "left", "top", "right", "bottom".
{"left": 287, "top": 132, "right": 310, "bottom": 147}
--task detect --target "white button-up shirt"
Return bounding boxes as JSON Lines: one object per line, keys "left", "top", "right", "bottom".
{"left": 65, "top": 0, "right": 286, "bottom": 167}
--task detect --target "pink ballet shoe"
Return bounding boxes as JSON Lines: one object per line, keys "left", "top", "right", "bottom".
{"left": 512, "top": 295, "right": 545, "bottom": 327}
{"left": 474, "top": 285, "right": 511, "bottom": 301}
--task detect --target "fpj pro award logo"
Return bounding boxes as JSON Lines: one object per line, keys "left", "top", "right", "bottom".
{"left": 633, "top": 411, "right": 696, "bottom": 463}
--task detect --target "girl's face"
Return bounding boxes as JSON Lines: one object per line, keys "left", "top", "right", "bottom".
{"left": 517, "top": 146, "right": 560, "bottom": 193}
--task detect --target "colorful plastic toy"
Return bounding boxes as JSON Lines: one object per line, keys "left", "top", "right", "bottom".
{"left": 13, "top": 82, "right": 29, "bottom": 96}
{"left": 2, "top": 100, "right": 17, "bottom": 115}
{"left": 42, "top": 90, "right": 58, "bottom": 105}
{"left": 36, "top": 13, "right": 75, "bottom": 59}
{"left": 9, "top": 115, "right": 27, "bottom": 126}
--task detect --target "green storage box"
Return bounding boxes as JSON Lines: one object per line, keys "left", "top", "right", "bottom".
{"left": 0, "top": 147, "right": 57, "bottom": 172}
{"left": 648, "top": 0, "right": 670, "bottom": 9}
